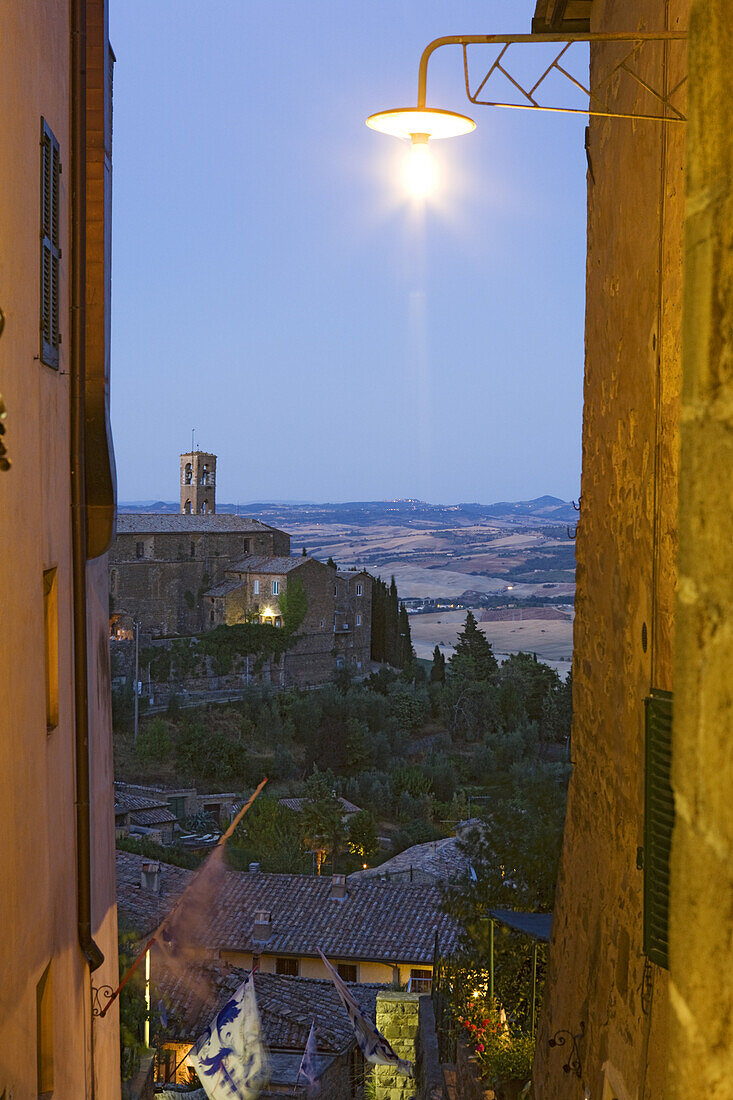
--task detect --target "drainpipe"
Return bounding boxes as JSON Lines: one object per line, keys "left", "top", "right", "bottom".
{"left": 71, "top": 0, "right": 105, "bottom": 975}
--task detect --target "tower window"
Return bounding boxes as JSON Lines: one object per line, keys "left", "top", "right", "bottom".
{"left": 136, "top": 541, "right": 144, "bottom": 559}
{"left": 40, "top": 119, "right": 61, "bottom": 370}
{"left": 356, "top": 583, "right": 363, "bottom": 596}
{"left": 243, "top": 539, "right": 250, "bottom": 553}
{"left": 272, "top": 580, "right": 280, "bottom": 595}
{"left": 184, "top": 463, "right": 192, "bottom": 485}
{"left": 201, "top": 501, "right": 208, "bottom": 515}
{"left": 184, "top": 500, "right": 192, "bottom": 514}
{"left": 190, "top": 542, "right": 195, "bottom": 558}
{"left": 201, "top": 464, "right": 209, "bottom": 485}
{"left": 253, "top": 579, "right": 260, "bottom": 595}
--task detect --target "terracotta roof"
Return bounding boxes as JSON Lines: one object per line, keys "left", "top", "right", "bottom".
{"left": 113, "top": 786, "right": 177, "bottom": 827}
{"left": 207, "top": 872, "right": 457, "bottom": 964}
{"left": 348, "top": 837, "right": 472, "bottom": 886}
{"left": 204, "top": 577, "right": 245, "bottom": 598}
{"left": 229, "top": 555, "right": 306, "bottom": 575}
{"left": 116, "top": 850, "right": 193, "bottom": 934}
{"left": 155, "top": 960, "right": 380, "bottom": 1053}
{"left": 116, "top": 514, "right": 277, "bottom": 534}
{"left": 116, "top": 852, "right": 458, "bottom": 963}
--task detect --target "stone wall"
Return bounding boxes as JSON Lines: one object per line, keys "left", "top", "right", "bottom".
{"left": 532, "top": 1, "right": 688, "bottom": 1097}
{"left": 668, "top": 1, "right": 733, "bottom": 1094}
{"left": 375, "top": 991, "right": 420, "bottom": 1100}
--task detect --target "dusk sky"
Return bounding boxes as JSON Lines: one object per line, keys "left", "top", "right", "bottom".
{"left": 110, "top": 1, "right": 587, "bottom": 505}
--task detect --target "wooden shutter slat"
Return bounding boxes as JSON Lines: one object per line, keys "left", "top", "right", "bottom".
{"left": 643, "top": 689, "right": 674, "bottom": 970}
{"left": 40, "top": 118, "right": 61, "bottom": 369}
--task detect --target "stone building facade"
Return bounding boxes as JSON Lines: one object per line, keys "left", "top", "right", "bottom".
{"left": 205, "top": 556, "right": 373, "bottom": 685}
{"left": 0, "top": 3, "right": 120, "bottom": 1096}
{"left": 528, "top": 0, "right": 723, "bottom": 1097}
{"left": 109, "top": 512, "right": 291, "bottom": 636}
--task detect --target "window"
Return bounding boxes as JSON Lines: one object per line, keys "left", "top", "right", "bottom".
{"left": 356, "top": 614, "right": 362, "bottom": 627}
{"left": 136, "top": 541, "right": 144, "bottom": 559}
{"left": 43, "top": 569, "right": 58, "bottom": 731}
{"left": 643, "top": 690, "right": 674, "bottom": 970}
{"left": 337, "top": 963, "right": 357, "bottom": 982}
{"left": 190, "top": 541, "right": 195, "bottom": 558}
{"left": 201, "top": 464, "right": 209, "bottom": 485}
{"left": 356, "top": 583, "right": 363, "bottom": 596}
{"left": 409, "top": 968, "right": 432, "bottom": 993}
{"left": 184, "top": 463, "right": 192, "bottom": 484}
{"left": 334, "top": 585, "right": 338, "bottom": 597}
{"left": 275, "top": 957, "right": 299, "bottom": 977}
{"left": 320, "top": 619, "right": 325, "bottom": 629}
{"left": 36, "top": 961, "right": 54, "bottom": 1095}
{"left": 201, "top": 501, "right": 208, "bottom": 514}
{"left": 253, "top": 579, "right": 260, "bottom": 595}
{"left": 272, "top": 580, "right": 280, "bottom": 596}
{"left": 40, "top": 119, "right": 61, "bottom": 370}
{"left": 243, "top": 539, "right": 250, "bottom": 553}
{"left": 275, "top": 617, "right": 282, "bottom": 628}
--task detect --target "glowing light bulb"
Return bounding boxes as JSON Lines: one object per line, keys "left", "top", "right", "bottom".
{"left": 405, "top": 134, "right": 434, "bottom": 198}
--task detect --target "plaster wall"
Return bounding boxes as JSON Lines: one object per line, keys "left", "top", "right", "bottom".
{"left": 533, "top": 1, "right": 687, "bottom": 1096}
{"left": 0, "top": 2, "right": 119, "bottom": 1096}
{"left": 668, "top": 1, "right": 733, "bottom": 1094}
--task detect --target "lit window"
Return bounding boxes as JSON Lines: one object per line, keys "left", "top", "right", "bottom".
{"left": 43, "top": 568, "right": 58, "bottom": 731}
{"left": 253, "top": 579, "right": 260, "bottom": 595}
{"left": 409, "top": 968, "right": 432, "bottom": 993}
{"left": 36, "top": 961, "right": 54, "bottom": 1095}
{"left": 356, "top": 583, "right": 363, "bottom": 596}
{"left": 272, "top": 580, "right": 280, "bottom": 595}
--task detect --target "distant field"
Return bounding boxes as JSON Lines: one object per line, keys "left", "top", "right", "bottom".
{"left": 410, "top": 608, "right": 574, "bottom": 678}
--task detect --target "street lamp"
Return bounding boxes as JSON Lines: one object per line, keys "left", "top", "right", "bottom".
{"left": 366, "top": 30, "right": 687, "bottom": 186}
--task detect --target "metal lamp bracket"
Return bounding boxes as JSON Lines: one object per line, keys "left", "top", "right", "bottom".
{"left": 417, "top": 33, "right": 687, "bottom": 122}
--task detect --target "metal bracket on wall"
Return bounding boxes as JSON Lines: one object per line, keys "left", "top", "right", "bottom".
{"left": 417, "top": 33, "right": 687, "bottom": 122}
{"left": 91, "top": 984, "right": 116, "bottom": 1018}
{"left": 548, "top": 1019, "right": 585, "bottom": 1077}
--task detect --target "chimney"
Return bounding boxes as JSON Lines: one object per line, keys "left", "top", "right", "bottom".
{"left": 331, "top": 873, "right": 348, "bottom": 901}
{"left": 253, "top": 909, "right": 272, "bottom": 943}
{"left": 249, "top": 861, "right": 260, "bottom": 874}
{"left": 140, "top": 860, "right": 161, "bottom": 894}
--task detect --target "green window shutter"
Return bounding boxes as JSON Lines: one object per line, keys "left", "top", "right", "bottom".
{"left": 643, "top": 689, "right": 674, "bottom": 969}
{"left": 40, "top": 119, "right": 61, "bottom": 369}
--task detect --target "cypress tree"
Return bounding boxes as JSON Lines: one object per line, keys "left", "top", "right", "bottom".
{"left": 430, "top": 645, "right": 446, "bottom": 683}
{"left": 449, "top": 610, "right": 498, "bottom": 681}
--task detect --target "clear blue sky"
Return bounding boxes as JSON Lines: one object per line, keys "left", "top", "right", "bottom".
{"left": 110, "top": 1, "right": 586, "bottom": 505}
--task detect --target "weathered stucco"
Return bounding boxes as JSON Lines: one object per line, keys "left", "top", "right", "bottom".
{"left": 533, "top": 1, "right": 687, "bottom": 1096}
{"left": 0, "top": 3, "right": 120, "bottom": 1096}
{"left": 668, "top": 0, "right": 733, "bottom": 1094}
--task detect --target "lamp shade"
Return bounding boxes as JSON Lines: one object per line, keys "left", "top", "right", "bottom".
{"left": 366, "top": 106, "right": 476, "bottom": 140}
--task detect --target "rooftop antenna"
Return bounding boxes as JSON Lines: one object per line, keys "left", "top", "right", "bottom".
{"left": 191, "top": 427, "right": 195, "bottom": 454}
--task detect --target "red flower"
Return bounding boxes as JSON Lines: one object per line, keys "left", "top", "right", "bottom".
{"left": 481, "top": 1019, "right": 491, "bottom": 1028}
{"left": 476, "top": 1043, "right": 485, "bottom": 1053}
{"left": 463, "top": 1020, "right": 471, "bottom": 1029}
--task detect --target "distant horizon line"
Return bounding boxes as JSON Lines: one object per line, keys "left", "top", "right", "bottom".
{"left": 118, "top": 493, "right": 577, "bottom": 508}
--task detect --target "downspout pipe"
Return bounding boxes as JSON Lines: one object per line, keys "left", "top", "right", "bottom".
{"left": 71, "top": 0, "right": 104, "bottom": 975}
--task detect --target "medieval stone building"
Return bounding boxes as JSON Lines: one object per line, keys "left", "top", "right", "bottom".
{"left": 109, "top": 453, "right": 373, "bottom": 685}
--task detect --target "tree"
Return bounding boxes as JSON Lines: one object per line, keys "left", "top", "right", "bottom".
{"left": 347, "top": 810, "right": 379, "bottom": 862}
{"left": 301, "top": 767, "right": 346, "bottom": 874}
{"left": 430, "top": 645, "right": 446, "bottom": 683}
{"left": 449, "top": 611, "right": 498, "bottom": 682}
{"left": 279, "top": 575, "right": 308, "bottom": 635}
{"left": 326, "top": 556, "right": 337, "bottom": 569}
{"left": 302, "top": 546, "right": 307, "bottom": 556}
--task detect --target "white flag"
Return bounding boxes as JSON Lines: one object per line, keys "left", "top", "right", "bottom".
{"left": 298, "top": 1019, "right": 320, "bottom": 1095}
{"left": 318, "top": 950, "right": 412, "bottom": 1077}
{"left": 189, "top": 973, "right": 269, "bottom": 1100}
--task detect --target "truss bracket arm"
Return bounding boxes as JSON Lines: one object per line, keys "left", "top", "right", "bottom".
{"left": 416, "top": 31, "right": 686, "bottom": 109}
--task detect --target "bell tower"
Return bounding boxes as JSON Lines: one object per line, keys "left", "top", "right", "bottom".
{"left": 180, "top": 450, "right": 216, "bottom": 515}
